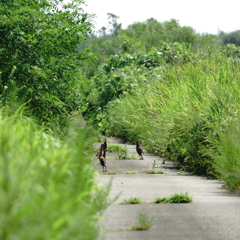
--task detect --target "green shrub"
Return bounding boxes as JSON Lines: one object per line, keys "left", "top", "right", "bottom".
{"left": 107, "top": 144, "right": 126, "bottom": 153}
{"left": 0, "top": 109, "right": 109, "bottom": 240}
{"left": 212, "top": 116, "right": 240, "bottom": 191}
{"left": 104, "top": 53, "right": 240, "bottom": 186}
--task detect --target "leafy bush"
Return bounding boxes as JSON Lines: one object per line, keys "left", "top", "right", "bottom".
{"left": 0, "top": 0, "right": 92, "bottom": 127}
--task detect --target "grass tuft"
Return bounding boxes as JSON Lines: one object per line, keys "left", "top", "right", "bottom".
{"left": 120, "top": 197, "right": 143, "bottom": 204}
{"left": 153, "top": 192, "right": 192, "bottom": 203}
{"left": 102, "top": 171, "right": 117, "bottom": 175}
{"left": 128, "top": 212, "right": 154, "bottom": 231}
{"left": 146, "top": 169, "right": 168, "bottom": 174}
{"left": 124, "top": 171, "right": 137, "bottom": 174}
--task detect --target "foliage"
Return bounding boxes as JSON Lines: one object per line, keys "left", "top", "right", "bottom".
{"left": 0, "top": 108, "right": 109, "bottom": 240}
{"left": 0, "top": 0, "right": 92, "bottom": 127}
{"left": 107, "top": 143, "right": 126, "bottom": 152}
{"left": 211, "top": 116, "right": 240, "bottom": 191}
{"left": 124, "top": 171, "right": 138, "bottom": 174}
{"left": 221, "top": 30, "right": 240, "bottom": 46}
{"left": 146, "top": 169, "right": 168, "bottom": 174}
{"left": 153, "top": 193, "right": 192, "bottom": 203}
{"left": 102, "top": 171, "right": 117, "bottom": 175}
{"left": 120, "top": 197, "right": 143, "bottom": 204}
{"left": 128, "top": 212, "right": 154, "bottom": 231}
{"left": 103, "top": 50, "right": 240, "bottom": 192}
{"left": 106, "top": 144, "right": 130, "bottom": 159}
{"left": 82, "top": 42, "right": 196, "bottom": 127}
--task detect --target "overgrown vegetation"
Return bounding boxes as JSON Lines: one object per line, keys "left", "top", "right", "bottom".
{"left": 78, "top": 14, "right": 240, "bottom": 191}
{"left": 1, "top": 2, "right": 240, "bottom": 237}
{"left": 0, "top": 1, "right": 109, "bottom": 239}
{"left": 0, "top": 0, "right": 93, "bottom": 128}
{"left": 0, "top": 108, "right": 109, "bottom": 240}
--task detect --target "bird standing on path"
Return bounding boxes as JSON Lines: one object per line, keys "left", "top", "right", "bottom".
{"left": 102, "top": 138, "right": 107, "bottom": 158}
{"left": 136, "top": 140, "right": 144, "bottom": 160}
{"left": 98, "top": 144, "right": 107, "bottom": 172}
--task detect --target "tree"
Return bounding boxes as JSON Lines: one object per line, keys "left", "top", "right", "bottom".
{"left": 107, "top": 13, "right": 122, "bottom": 36}
{"left": 0, "top": 0, "right": 92, "bottom": 126}
{"left": 222, "top": 30, "right": 240, "bottom": 46}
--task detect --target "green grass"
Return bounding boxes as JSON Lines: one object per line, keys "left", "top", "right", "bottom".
{"left": 153, "top": 193, "right": 192, "bottom": 203}
{"left": 146, "top": 169, "right": 168, "bottom": 174}
{"left": 128, "top": 212, "right": 154, "bottom": 231}
{"left": 104, "top": 52, "right": 240, "bottom": 191}
{"left": 102, "top": 171, "right": 117, "bottom": 175}
{"left": 124, "top": 171, "right": 137, "bottom": 174}
{"left": 0, "top": 109, "right": 109, "bottom": 240}
{"left": 120, "top": 197, "right": 143, "bottom": 204}
{"left": 107, "top": 144, "right": 126, "bottom": 152}
{"left": 107, "top": 144, "right": 138, "bottom": 160}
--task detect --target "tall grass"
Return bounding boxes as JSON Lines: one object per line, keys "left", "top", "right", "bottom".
{"left": 104, "top": 52, "right": 240, "bottom": 191}
{"left": 0, "top": 108, "right": 109, "bottom": 240}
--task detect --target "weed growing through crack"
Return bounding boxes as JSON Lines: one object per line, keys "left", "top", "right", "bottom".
{"left": 152, "top": 159, "right": 158, "bottom": 169}
{"left": 120, "top": 197, "right": 143, "bottom": 204}
{"left": 113, "top": 160, "right": 119, "bottom": 171}
{"left": 146, "top": 169, "right": 168, "bottom": 174}
{"left": 128, "top": 212, "right": 154, "bottom": 230}
{"left": 130, "top": 154, "right": 139, "bottom": 160}
{"left": 102, "top": 171, "right": 116, "bottom": 175}
{"left": 153, "top": 192, "right": 192, "bottom": 203}
{"left": 124, "top": 171, "right": 137, "bottom": 174}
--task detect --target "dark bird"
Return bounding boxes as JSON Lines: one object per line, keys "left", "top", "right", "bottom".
{"left": 96, "top": 139, "right": 107, "bottom": 157}
{"left": 102, "top": 138, "right": 107, "bottom": 158}
{"left": 136, "top": 140, "right": 144, "bottom": 160}
{"left": 98, "top": 144, "right": 107, "bottom": 172}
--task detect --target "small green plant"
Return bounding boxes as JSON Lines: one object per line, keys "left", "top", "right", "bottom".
{"left": 152, "top": 159, "right": 158, "bottom": 169}
{"left": 124, "top": 171, "right": 137, "bottom": 174}
{"left": 107, "top": 144, "right": 130, "bottom": 159}
{"left": 177, "top": 170, "right": 184, "bottom": 175}
{"left": 146, "top": 169, "right": 168, "bottom": 174}
{"left": 107, "top": 144, "right": 125, "bottom": 152}
{"left": 128, "top": 212, "right": 154, "bottom": 230}
{"left": 130, "top": 154, "right": 139, "bottom": 160}
{"left": 120, "top": 197, "right": 143, "bottom": 204}
{"left": 113, "top": 160, "right": 119, "bottom": 171}
{"left": 102, "top": 171, "right": 117, "bottom": 175}
{"left": 117, "top": 151, "right": 129, "bottom": 159}
{"left": 153, "top": 192, "right": 192, "bottom": 203}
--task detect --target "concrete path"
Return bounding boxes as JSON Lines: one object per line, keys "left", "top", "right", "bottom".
{"left": 95, "top": 138, "right": 240, "bottom": 240}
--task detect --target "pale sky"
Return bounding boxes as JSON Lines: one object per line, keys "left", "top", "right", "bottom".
{"left": 84, "top": 0, "right": 240, "bottom": 34}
